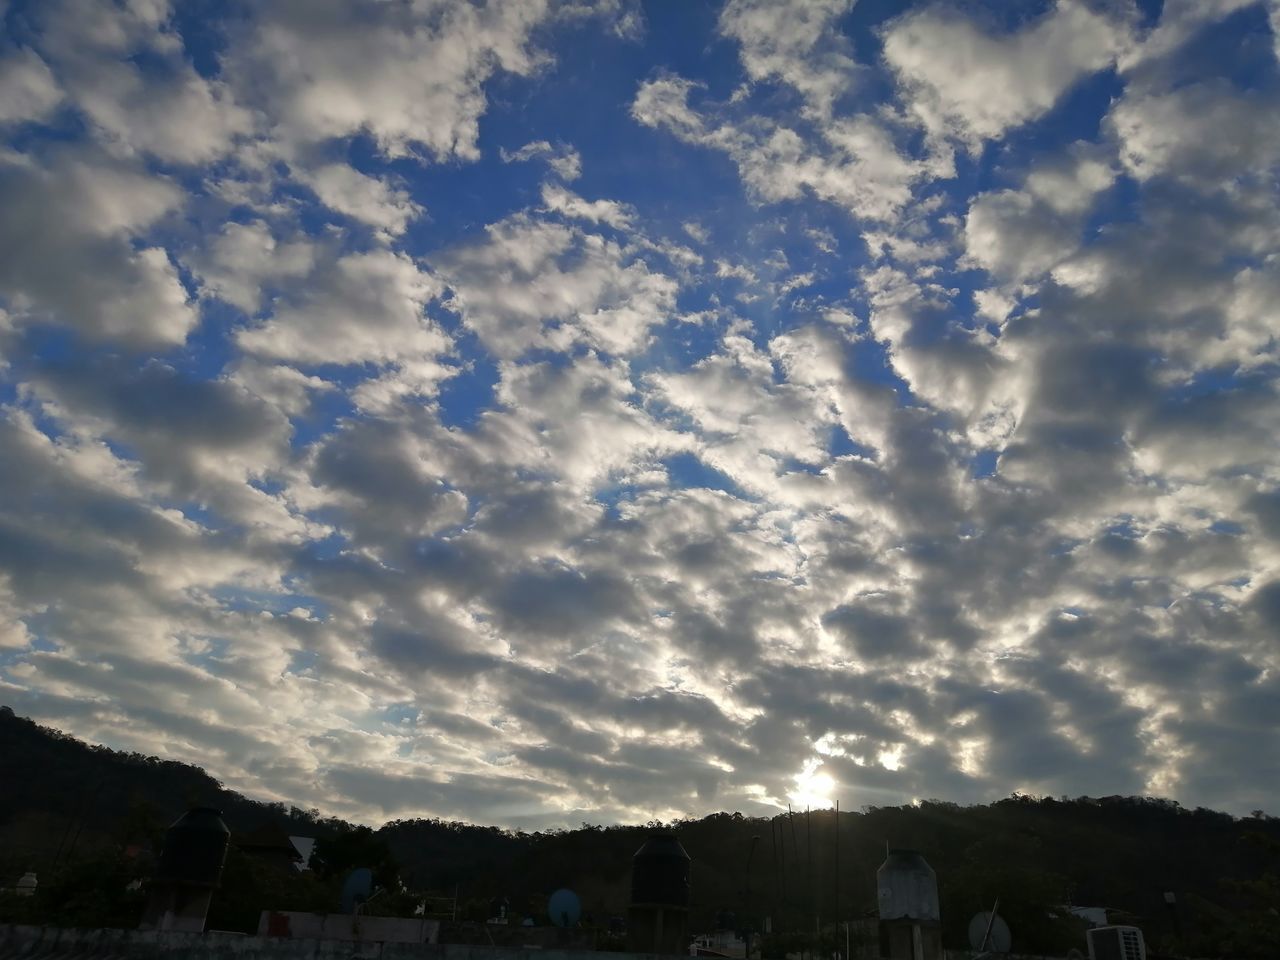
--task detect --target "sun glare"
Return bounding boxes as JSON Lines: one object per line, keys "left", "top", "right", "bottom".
{"left": 788, "top": 758, "right": 836, "bottom": 809}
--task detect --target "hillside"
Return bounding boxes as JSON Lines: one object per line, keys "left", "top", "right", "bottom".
{"left": 1, "top": 706, "right": 1277, "bottom": 957}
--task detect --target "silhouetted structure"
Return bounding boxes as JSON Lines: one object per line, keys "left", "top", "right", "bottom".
{"left": 627, "top": 832, "right": 691, "bottom": 955}
{"left": 5, "top": 710, "right": 1279, "bottom": 955}
{"left": 235, "top": 823, "right": 303, "bottom": 872}
{"left": 1086, "top": 924, "right": 1147, "bottom": 960}
{"left": 877, "top": 849, "right": 942, "bottom": 960}
{"left": 140, "top": 807, "right": 230, "bottom": 932}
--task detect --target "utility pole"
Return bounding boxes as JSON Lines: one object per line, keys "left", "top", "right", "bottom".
{"left": 834, "top": 801, "right": 840, "bottom": 957}
{"left": 806, "top": 808, "right": 814, "bottom": 934}
{"left": 788, "top": 806, "right": 799, "bottom": 933}
{"left": 770, "top": 817, "right": 781, "bottom": 936}
{"left": 745, "top": 835, "right": 761, "bottom": 960}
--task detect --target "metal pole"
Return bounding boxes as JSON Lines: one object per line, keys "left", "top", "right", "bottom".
{"left": 771, "top": 816, "right": 780, "bottom": 935}
{"left": 788, "top": 806, "right": 799, "bottom": 931}
{"left": 980, "top": 897, "right": 1000, "bottom": 952}
{"left": 746, "top": 835, "right": 760, "bottom": 960}
{"left": 806, "top": 807, "right": 814, "bottom": 933}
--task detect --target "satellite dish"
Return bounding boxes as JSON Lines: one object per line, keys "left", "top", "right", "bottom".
{"left": 968, "top": 911, "right": 1012, "bottom": 953}
{"left": 340, "top": 867, "right": 374, "bottom": 914}
{"left": 549, "top": 888, "right": 582, "bottom": 928}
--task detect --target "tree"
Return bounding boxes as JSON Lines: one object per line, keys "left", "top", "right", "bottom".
{"left": 309, "top": 824, "right": 400, "bottom": 891}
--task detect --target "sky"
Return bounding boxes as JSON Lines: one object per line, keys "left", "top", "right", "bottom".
{"left": 0, "top": 0, "right": 1278, "bottom": 829}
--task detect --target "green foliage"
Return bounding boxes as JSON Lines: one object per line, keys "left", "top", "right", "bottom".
{"left": 0, "top": 707, "right": 342, "bottom": 863}
{"left": 938, "top": 831, "right": 1084, "bottom": 954}
{"left": 0, "top": 851, "right": 148, "bottom": 929}
{"left": 362, "top": 885, "right": 429, "bottom": 920}
{"left": 310, "top": 824, "right": 399, "bottom": 890}
{"left": 205, "top": 846, "right": 338, "bottom": 933}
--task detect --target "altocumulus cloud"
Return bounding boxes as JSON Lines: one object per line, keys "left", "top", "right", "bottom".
{"left": 0, "top": 0, "right": 1278, "bottom": 826}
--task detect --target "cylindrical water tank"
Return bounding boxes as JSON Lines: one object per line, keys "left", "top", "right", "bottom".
{"left": 630, "top": 832, "right": 691, "bottom": 907}
{"left": 876, "top": 849, "right": 940, "bottom": 922}
{"left": 155, "top": 807, "right": 230, "bottom": 888}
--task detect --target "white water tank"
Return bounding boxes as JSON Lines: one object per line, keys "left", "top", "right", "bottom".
{"left": 16, "top": 872, "right": 37, "bottom": 896}
{"left": 876, "top": 850, "right": 940, "bottom": 922}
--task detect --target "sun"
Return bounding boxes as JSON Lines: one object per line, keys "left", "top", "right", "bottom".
{"left": 788, "top": 758, "right": 836, "bottom": 809}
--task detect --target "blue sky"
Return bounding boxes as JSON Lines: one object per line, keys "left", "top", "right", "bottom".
{"left": 0, "top": 0, "right": 1278, "bottom": 827}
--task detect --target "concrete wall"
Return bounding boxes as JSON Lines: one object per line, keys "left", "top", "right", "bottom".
{"left": 0, "top": 925, "right": 690, "bottom": 960}
{"left": 256, "top": 911, "right": 439, "bottom": 944}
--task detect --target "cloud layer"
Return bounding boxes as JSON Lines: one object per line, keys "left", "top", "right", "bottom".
{"left": 0, "top": 0, "right": 1277, "bottom": 827}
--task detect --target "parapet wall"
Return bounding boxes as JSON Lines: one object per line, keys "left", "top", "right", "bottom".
{"left": 0, "top": 925, "right": 686, "bottom": 960}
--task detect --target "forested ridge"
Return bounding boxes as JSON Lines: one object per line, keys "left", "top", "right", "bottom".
{"left": 2, "top": 706, "right": 1277, "bottom": 957}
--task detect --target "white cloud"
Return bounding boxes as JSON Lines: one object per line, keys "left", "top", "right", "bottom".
{"left": 299, "top": 163, "right": 423, "bottom": 237}
{"left": 965, "top": 187, "right": 1094, "bottom": 283}
{"left": 632, "top": 77, "right": 929, "bottom": 222}
{"left": 0, "top": 575, "right": 36, "bottom": 650}
{"left": 883, "top": 0, "right": 1133, "bottom": 146}
{"left": 714, "top": 260, "right": 757, "bottom": 283}
{"left": 0, "top": 149, "right": 195, "bottom": 345}
{"left": 1118, "top": 0, "right": 1260, "bottom": 72}
{"left": 72, "top": 61, "right": 251, "bottom": 164}
{"left": 502, "top": 140, "right": 583, "bottom": 180}
{"left": 683, "top": 221, "right": 710, "bottom": 243}
{"left": 860, "top": 265, "right": 1007, "bottom": 424}
{"left": 308, "top": 418, "right": 470, "bottom": 546}
{"left": 349, "top": 358, "right": 461, "bottom": 415}
{"left": 0, "top": 47, "right": 62, "bottom": 124}
{"left": 228, "top": 0, "right": 554, "bottom": 160}
{"left": 742, "top": 117, "right": 925, "bottom": 220}
{"left": 237, "top": 249, "right": 449, "bottom": 366}
{"left": 34, "top": 0, "right": 251, "bottom": 163}
{"left": 718, "top": 0, "right": 856, "bottom": 116}
{"left": 228, "top": 359, "right": 334, "bottom": 418}
{"left": 631, "top": 74, "right": 707, "bottom": 139}
{"left": 646, "top": 329, "right": 841, "bottom": 501}
{"left": 541, "top": 182, "right": 634, "bottom": 228}
{"left": 193, "top": 221, "right": 316, "bottom": 315}
{"left": 485, "top": 353, "right": 688, "bottom": 489}
{"left": 442, "top": 213, "right": 676, "bottom": 358}
{"left": 0, "top": 0, "right": 1278, "bottom": 827}
{"left": 1024, "top": 144, "right": 1116, "bottom": 215}
{"left": 1108, "top": 81, "right": 1280, "bottom": 184}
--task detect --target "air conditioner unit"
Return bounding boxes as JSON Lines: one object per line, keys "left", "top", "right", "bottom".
{"left": 1086, "top": 925, "right": 1146, "bottom": 960}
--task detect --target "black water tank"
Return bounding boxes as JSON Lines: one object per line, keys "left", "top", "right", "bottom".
{"left": 630, "top": 833, "right": 691, "bottom": 907}
{"left": 155, "top": 807, "right": 230, "bottom": 887}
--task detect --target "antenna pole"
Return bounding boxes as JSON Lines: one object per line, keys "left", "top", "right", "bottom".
{"left": 788, "top": 805, "right": 799, "bottom": 927}
{"left": 806, "top": 807, "right": 814, "bottom": 934}
{"left": 746, "top": 835, "right": 760, "bottom": 960}
{"left": 980, "top": 897, "right": 1000, "bottom": 952}
{"left": 770, "top": 816, "right": 780, "bottom": 935}
{"left": 834, "top": 800, "right": 839, "bottom": 948}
